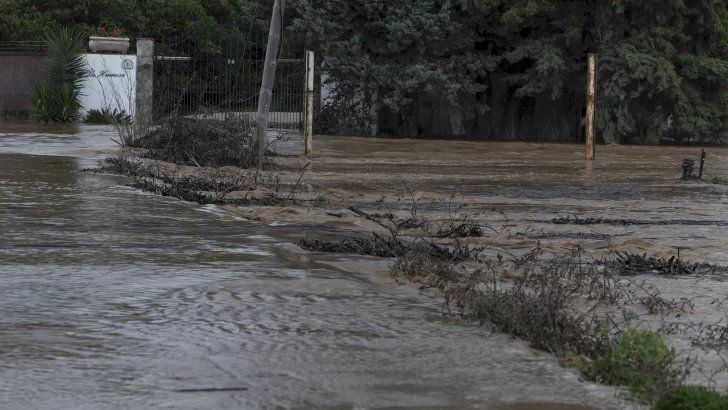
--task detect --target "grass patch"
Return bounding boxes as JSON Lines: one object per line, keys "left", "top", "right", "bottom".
{"left": 654, "top": 386, "right": 728, "bottom": 410}
{"left": 711, "top": 176, "right": 728, "bottom": 185}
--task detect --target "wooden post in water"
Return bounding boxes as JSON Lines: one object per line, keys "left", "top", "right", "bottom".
{"left": 698, "top": 149, "right": 706, "bottom": 179}
{"left": 585, "top": 52, "right": 596, "bottom": 161}
{"left": 255, "top": 0, "right": 284, "bottom": 174}
{"left": 304, "top": 51, "right": 314, "bottom": 159}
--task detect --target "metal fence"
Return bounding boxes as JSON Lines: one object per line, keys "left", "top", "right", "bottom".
{"left": 0, "top": 42, "right": 46, "bottom": 120}
{"left": 153, "top": 22, "right": 305, "bottom": 130}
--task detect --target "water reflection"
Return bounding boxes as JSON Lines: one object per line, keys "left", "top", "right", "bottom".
{"left": 298, "top": 137, "right": 728, "bottom": 195}
{"left": 0, "top": 120, "right": 81, "bottom": 134}
{"left": 0, "top": 122, "right": 117, "bottom": 160}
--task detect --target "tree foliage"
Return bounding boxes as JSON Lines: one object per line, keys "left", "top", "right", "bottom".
{"left": 0, "top": 0, "right": 251, "bottom": 42}
{"left": 291, "top": 0, "right": 728, "bottom": 143}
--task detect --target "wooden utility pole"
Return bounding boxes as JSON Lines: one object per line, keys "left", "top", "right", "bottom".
{"left": 256, "top": 0, "right": 284, "bottom": 173}
{"left": 585, "top": 52, "right": 596, "bottom": 161}
{"left": 304, "top": 50, "right": 314, "bottom": 158}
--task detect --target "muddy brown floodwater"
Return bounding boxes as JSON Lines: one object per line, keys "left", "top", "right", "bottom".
{"left": 4, "top": 123, "right": 728, "bottom": 410}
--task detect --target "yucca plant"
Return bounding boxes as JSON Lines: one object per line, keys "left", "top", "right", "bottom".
{"left": 30, "top": 80, "right": 54, "bottom": 122}
{"left": 44, "top": 28, "right": 88, "bottom": 92}
{"left": 31, "top": 28, "right": 88, "bottom": 123}
{"left": 54, "top": 83, "right": 83, "bottom": 123}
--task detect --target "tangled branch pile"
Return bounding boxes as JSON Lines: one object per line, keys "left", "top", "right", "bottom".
{"left": 433, "top": 222, "right": 484, "bottom": 238}
{"left": 550, "top": 215, "right": 728, "bottom": 227}
{"left": 299, "top": 234, "right": 472, "bottom": 262}
{"left": 299, "top": 235, "right": 405, "bottom": 258}
{"left": 442, "top": 251, "right": 614, "bottom": 359}
{"left": 95, "top": 156, "right": 283, "bottom": 206}
{"left": 612, "top": 252, "right": 728, "bottom": 276}
{"left": 551, "top": 216, "right": 635, "bottom": 225}
{"left": 131, "top": 117, "right": 275, "bottom": 169}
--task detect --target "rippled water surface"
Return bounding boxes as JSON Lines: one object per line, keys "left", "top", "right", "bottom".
{"left": 1, "top": 124, "right": 631, "bottom": 409}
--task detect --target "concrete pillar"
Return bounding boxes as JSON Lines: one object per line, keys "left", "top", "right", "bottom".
{"left": 135, "top": 39, "right": 154, "bottom": 135}
{"left": 304, "top": 51, "right": 314, "bottom": 158}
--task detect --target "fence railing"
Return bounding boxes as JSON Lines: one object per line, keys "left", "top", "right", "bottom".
{"left": 152, "top": 23, "right": 305, "bottom": 130}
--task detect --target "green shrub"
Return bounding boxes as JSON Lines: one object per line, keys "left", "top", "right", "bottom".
{"left": 31, "top": 28, "right": 87, "bottom": 123}
{"left": 593, "top": 329, "right": 678, "bottom": 401}
{"left": 711, "top": 176, "right": 728, "bottom": 185}
{"left": 654, "top": 386, "right": 728, "bottom": 410}
{"left": 84, "top": 108, "right": 131, "bottom": 125}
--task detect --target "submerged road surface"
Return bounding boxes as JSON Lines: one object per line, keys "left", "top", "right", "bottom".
{"left": 0, "top": 123, "right": 622, "bottom": 409}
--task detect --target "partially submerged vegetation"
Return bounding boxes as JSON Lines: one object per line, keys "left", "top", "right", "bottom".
{"left": 129, "top": 117, "right": 271, "bottom": 169}
{"left": 711, "top": 176, "right": 728, "bottom": 186}
{"left": 593, "top": 329, "right": 682, "bottom": 402}
{"left": 611, "top": 252, "right": 728, "bottom": 277}
{"left": 298, "top": 199, "right": 728, "bottom": 407}
{"left": 550, "top": 215, "right": 728, "bottom": 227}
{"left": 654, "top": 386, "right": 728, "bottom": 409}
{"left": 90, "top": 116, "right": 295, "bottom": 206}
{"left": 83, "top": 108, "right": 131, "bottom": 125}
{"left": 93, "top": 154, "right": 285, "bottom": 207}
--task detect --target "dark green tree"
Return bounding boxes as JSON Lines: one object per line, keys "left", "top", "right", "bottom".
{"left": 291, "top": 0, "right": 488, "bottom": 136}
{"left": 0, "top": 0, "right": 254, "bottom": 42}
{"left": 292, "top": 0, "right": 728, "bottom": 143}
{"left": 596, "top": 0, "right": 728, "bottom": 144}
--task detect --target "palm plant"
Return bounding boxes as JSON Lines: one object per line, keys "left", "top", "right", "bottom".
{"left": 54, "top": 83, "right": 83, "bottom": 123}
{"left": 31, "top": 28, "right": 88, "bottom": 123}
{"left": 30, "top": 80, "right": 53, "bottom": 122}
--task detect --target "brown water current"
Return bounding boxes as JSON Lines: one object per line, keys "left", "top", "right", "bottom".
{"left": 6, "top": 124, "right": 728, "bottom": 409}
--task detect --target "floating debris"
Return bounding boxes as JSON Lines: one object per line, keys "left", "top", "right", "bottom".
{"left": 435, "top": 223, "right": 484, "bottom": 238}
{"left": 549, "top": 216, "right": 728, "bottom": 227}
{"left": 299, "top": 234, "right": 470, "bottom": 261}
{"left": 612, "top": 251, "right": 727, "bottom": 276}
{"left": 551, "top": 216, "right": 632, "bottom": 225}
{"left": 299, "top": 235, "right": 406, "bottom": 258}
{"left": 539, "top": 232, "right": 607, "bottom": 240}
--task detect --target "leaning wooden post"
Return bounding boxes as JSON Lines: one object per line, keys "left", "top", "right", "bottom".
{"left": 304, "top": 51, "right": 314, "bottom": 159}
{"left": 585, "top": 52, "right": 597, "bottom": 161}
{"left": 255, "top": 0, "right": 284, "bottom": 174}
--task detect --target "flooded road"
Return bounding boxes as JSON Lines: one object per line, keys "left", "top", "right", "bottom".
{"left": 0, "top": 126, "right": 624, "bottom": 409}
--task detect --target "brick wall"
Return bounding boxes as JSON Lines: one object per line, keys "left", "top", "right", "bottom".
{"left": 0, "top": 52, "right": 45, "bottom": 114}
